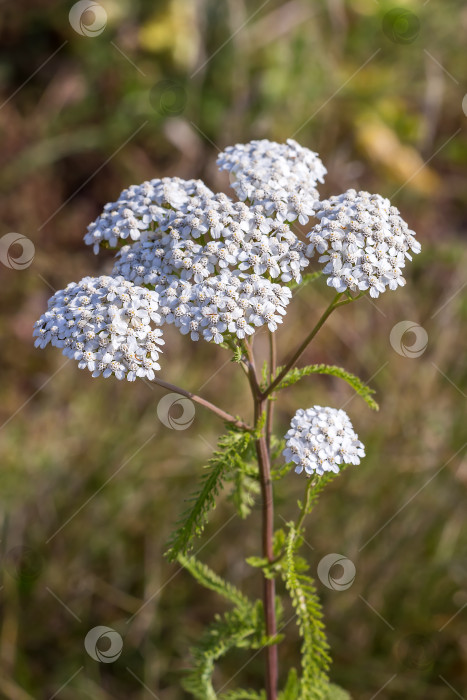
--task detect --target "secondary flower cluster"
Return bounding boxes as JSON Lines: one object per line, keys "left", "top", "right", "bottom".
{"left": 283, "top": 406, "right": 365, "bottom": 476}
{"left": 33, "top": 276, "right": 163, "bottom": 381}
{"left": 84, "top": 178, "right": 215, "bottom": 253}
{"left": 217, "top": 138, "right": 326, "bottom": 224}
{"left": 307, "top": 190, "right": 421, "bottom": 298}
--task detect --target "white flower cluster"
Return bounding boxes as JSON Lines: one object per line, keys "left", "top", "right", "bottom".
{"left": 156, "top": 271, "right": 291, "bottom": 344}
{"left": 84, "top": 178, "right": 214, "bottom": 253}
{"left": 217, "top": 138, "right": 326, "bottom": 224}
{"left": 283, "top": 406, "right": 365, "bottom": 476}
{"left": 111, "top": 190, "right": 308, "bottom": 343}
{"left": 113, "top": 192, "right": 309, "bottom": 284}
{"left": 33, "top": 276, "right": 164, "bottom": 381}
{"left": 306, "top": 189, "right": 421, "bottom": 298}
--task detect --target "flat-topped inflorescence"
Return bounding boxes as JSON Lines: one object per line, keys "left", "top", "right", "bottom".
{"left": 306, "top": 189, "right": 421, "bottom": 298}
{"left": 33, "top": 275, "right": 164, "bottom": 381}
{"left": 217, "top": 138, "right": 326, "bottom": 224}
{"left": 84, "top": 177, "right": 215, "bottom": 253}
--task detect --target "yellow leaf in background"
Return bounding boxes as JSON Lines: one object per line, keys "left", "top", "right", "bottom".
{"left": 139, "top": 0, "right": 200, "bottom": 69}
{"left": 355, "top": 117, "right": 441, "bottom": 195}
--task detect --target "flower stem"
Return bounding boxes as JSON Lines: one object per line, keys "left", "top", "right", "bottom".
{"left": 151, "top": 377, "right": 252, "bottom": 431}
{"left": 266, "top": 331, "right": 276, "bottom": 452}
{"left": 245, "top": 340, "right": 278, "bottom": 700}
{"left": 260, "top": 291, "right": 367, "bottom": 399}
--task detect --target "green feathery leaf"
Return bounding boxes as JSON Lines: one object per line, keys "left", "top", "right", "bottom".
{"left": 166, "top": 429, "right": 252, "bottom": 560}
{"left": 274, "top": 363, "right": 379, "bottom": 411}
{"left": 182, "top": 602, "right": 266, "bottom": 700}
{"left": 177, "top": 554, "right": 251, "bottom": 611}
{"left": 232, "top": 344, "right": 244, "bottom": 363}
{"left": 279, "top": 668, "right": 300, "bottom": 699}
{"left": 219, "top": 690, "right": 266, "bottom": 699}
{"left": 282, "top": 524, "right": 332, "bottom": 699}
{"left": 225, "top": 442, "right": 260, "bottom": 520}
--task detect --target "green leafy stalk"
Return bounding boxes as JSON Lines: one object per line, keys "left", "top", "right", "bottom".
{"left": 273, "top": 363, "right": 379, "bottom": 411}
{"left": 177, "top": 554, "right": 252, "bottom": 611}
{"left": 166, "top": 429, "right": 253, "bottom": 560}
{"left": 219, "top": 690, "right": 267, "bottom": 700}
{"left": 282, "top": 525, "right": 331, "bottom": 700}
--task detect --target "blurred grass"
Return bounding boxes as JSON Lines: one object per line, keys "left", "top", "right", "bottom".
{"left": 1, "top": 0, "right": 466, "bottom": 697}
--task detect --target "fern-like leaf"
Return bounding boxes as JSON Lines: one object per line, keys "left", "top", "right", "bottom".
{"left": 219, "top": 690, "right": 266, "bottom": 699}
{"left": 274, "top": 363, "right": 378, "bottom": 411}
{"left": 177, "top": 554, "right": 251, "bottom": 611}
{"left": 279, "top": 668, "right": 300, "bottom": 699}
{"left": 282, "top": 525, "right": 331, "bottom": 700}
{"left": 166, "top": 429, "right": 252, "bottom": 560}
{"left": 228, "top": 463, "right": 260, "bottom": 519}
{"left": 183, "top": 603, "right": 266, "bottom": 700}
{"left": 324, "top": 684, "right": 351, "bottom": 699}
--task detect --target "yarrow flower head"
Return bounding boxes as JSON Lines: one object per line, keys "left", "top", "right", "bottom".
{"left": 84, "top": 178, "right": 215, "bottom": 253}
{"left": 283, "top": 406, "right": 365, "bottom": 476}
{"left": 306, "top": 189, "right": 421, "bottom": 298}
{"left": 33, "top": 275, "right": 163, "bottom": 381}
{"left": 110, "top": 189, "right": 307, "bottom": 345}
{"left": 217, "top": 138, "right": 326, "bottom": 224}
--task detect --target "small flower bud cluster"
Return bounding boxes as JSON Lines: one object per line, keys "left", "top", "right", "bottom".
{"left": 84, "top": 178, "right": 214, "bottom": 253}
{"left": 283, "top": 406, "right": 365, "bottom": 476}
{"left": 217, "top": 138, "right": 326, "bottom": 224}
{"left": 306, "top": 190, "right": 421, "bottom": 298}
{"left": 33, "top": 276, "right": 164, "bottom": 381}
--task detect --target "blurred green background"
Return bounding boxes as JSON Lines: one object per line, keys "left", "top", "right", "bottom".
{"left": 1, "top": 0, "right": 466, "bottom": 697}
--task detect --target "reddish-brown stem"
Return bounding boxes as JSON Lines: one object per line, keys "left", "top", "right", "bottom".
{"left": 266, "top": 331, "right": 276, "bottom": 452}
{"left": 245, "top": 341, "right": 278, "bottom": 700}
{"left": 151, "top": 376, "right": 252, "bottom": 431}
